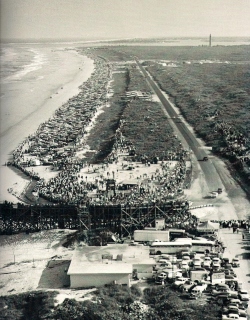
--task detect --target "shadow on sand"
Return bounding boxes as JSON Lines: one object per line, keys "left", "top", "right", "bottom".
{"left": 37, "top": 260, "right": 70, "bottom": 289}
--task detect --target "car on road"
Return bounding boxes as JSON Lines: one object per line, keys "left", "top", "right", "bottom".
{"left": 203, "top": 156, "right": 208, "bottom": 161}
{"left": 208, "top": 191, "right": 218, "bottom": 198}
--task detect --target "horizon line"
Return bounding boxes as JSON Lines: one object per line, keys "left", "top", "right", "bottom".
{"left": 1, "top": 35, "right": 250, "bottom": 44}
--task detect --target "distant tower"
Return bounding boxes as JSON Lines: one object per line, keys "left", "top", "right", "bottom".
{"left": 209, "top": 34, "right": 212, "bottom": 47}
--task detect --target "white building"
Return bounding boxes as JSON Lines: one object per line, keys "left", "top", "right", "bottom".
{"left": 67, "top": 244, "right": 155, "bottom": 288}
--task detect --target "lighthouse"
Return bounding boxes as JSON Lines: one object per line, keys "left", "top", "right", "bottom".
{"left": 209, "top": 34, "right": 212, "bottom": 47}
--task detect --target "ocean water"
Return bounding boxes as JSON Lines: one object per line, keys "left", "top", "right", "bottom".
{"left": 0, "top": 42, "right": 94, "bottom": 202}
{"left": 1, "top": 46, "right": 46, "bottom": 83}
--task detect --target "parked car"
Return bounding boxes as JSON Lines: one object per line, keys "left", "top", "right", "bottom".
{"left": 238, "top": 290, "right": 249, "bottom": 301}
{"left": 154, "top": 262, "right": 172, "bottom": 271}
{"left": 155, "top": 277, "right": 167, "bottom": 285}
{"left": 182, "top": 255, "right": 191, "bottom": 261}
{"left": 155, "top": 272, "right": 168, "bottom": 284}
{"left": 228, "top": 298, "right": 242, "bottom": 306}
{"left": 188, "top": 292, "right": 202, "bottom": 299}
{"left": 173, "top": 277, "right": 190, "bottom": 288}
{"left": 238, "top": 310, "right": 247, "bottom": 318}
{"left": 215, "top": 283, "right": 230, "bottom": 291}
{"left": 212, "top": 290, "right": 229, "bottom": 296}
{"left": 192, "top": 257, "right": 202, "bottom": 268}
{"left": 225, "top": 269, "right": 237, "bottom": 277}
{"left": 212, "top": 257, "right": 221, "bottom": 264}
{"left": 228, "top": 290, "right": 239, "bottom": 299}
{"left": 166, "top": 269, "right": 182, "bottom": 279}
{"left": 212, "top": 262, "right": 221, "bottom": 271}
{"left": 202, "top": 256, "right": 211, "bottom": 268}
{"left": 156, "top": 255, "right": 171, "bottom": 261}
{"left": 232, "top": 258, "right": 240, "bottom": 268}
{"left": 225, "top": 274, "right": 238, "bottom": 281}
{"left": 222, "top": 314, "right": 239, "bottom": 319}
{"left": 179, "top": 280, "right": 196, "bottom": 293}
{"left": 225, "top": 263, "right": 233, "bottom": 270}
{"left": 181, "top": 251, "right": 191, "bottom": 257}
{"left": 221, "top": 257, "right": 230, "bottom": 267}
{"left": 191, "top": 283, "right": 207, "bottom": 295}
{"left": 180, "top": 260, "right": 190, "bottom": 271}
{"left": 223, "top": 305, "right": 239, "bottom": 315}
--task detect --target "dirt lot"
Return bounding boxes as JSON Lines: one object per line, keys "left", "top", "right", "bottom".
{"left": 0, "top": 230, "right": 89, "bottom": 300}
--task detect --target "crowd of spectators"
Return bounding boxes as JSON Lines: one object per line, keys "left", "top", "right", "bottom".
{"left": 6, "top": 52, "right": 191, "bottom": 207}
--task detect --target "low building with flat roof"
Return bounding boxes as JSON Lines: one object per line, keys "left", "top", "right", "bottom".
{"left": 67, "top": 244, "right": 154, "bottom": 288}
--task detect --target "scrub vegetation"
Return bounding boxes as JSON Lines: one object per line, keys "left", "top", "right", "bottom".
{"left": 90, "top": 45, "right": 250, "bottom": 189}
{"left": 0, "top": 284, "right": 221, "bottom": 320}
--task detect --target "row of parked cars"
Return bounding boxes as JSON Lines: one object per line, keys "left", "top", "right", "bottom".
{"left": 211, "top": 283, "right": 249, "bottom": 320}
{"left": 152, "top": 252, "right": 248, "bottom": 319}
{"left": 162, "top": 274, "right": 249, "bottom": 319}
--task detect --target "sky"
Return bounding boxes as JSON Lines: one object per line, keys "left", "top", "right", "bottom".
{"left": 0, "top": 0, "right": 250, "bottom": 40}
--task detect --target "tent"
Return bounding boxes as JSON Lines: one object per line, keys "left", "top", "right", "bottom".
{"left": 197, "top": 221, "right": 220, "bottom": 233}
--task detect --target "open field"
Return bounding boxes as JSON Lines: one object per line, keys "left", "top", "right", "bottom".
{"left": 91, "top": 45, "right": 250, "bottom": 62}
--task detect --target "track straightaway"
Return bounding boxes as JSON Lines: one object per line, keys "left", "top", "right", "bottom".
{"left": 135, "top": 59, "right": 222, "bottom": 194}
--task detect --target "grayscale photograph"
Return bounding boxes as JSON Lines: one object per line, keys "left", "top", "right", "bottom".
{"left": 0, "top": 0, "right": 250, "bottom": 319}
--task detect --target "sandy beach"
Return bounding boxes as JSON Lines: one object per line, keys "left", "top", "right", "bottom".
{"left": 0, "top": 46, "right": 94, "bottom": 202}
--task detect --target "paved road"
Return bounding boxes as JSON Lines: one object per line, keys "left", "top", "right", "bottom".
{"left": 136, "top": 59, "right": 250, "bottom": 220}
{"left": 135, "top": 60, "right": 222, "bottom": 194}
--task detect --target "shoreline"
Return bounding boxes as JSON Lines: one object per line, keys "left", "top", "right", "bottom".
{"left": 0, "top": 49, "right": 95, "bottom": 203}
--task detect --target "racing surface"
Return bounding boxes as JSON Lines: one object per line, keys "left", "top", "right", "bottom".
{"left": 136, "top": 59, "right": 250, "bottom": 222}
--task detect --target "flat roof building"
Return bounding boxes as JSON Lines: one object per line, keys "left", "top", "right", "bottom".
{"left": 67, "top": 244, "right": 155, "bottom": 288}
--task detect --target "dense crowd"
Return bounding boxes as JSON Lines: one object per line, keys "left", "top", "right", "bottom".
{"left": 219, "top": 219, "right": 250, "bottom": 231}
{"left": 7, "top": 51, "right": 190, "bottom": 206}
